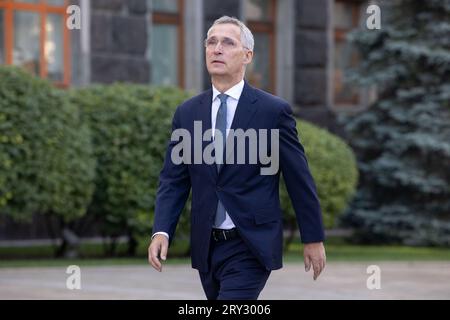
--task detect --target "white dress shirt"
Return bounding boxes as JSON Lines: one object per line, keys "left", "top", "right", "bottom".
{"left": 153, "top": 79, "right": 244, "bottom": 240}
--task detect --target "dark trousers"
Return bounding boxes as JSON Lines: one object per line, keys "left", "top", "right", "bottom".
{"left": 198, "top": 233, "right": 271, "bottom": 300}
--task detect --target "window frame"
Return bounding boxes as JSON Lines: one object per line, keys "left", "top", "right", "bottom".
{"left": 151, "top": 0, "right": 184, "bottom": 88}
{"left": 333, "top": 0, "right": 362, "bottom": 106}
{"left": 0, "top": 0, "right": 71, "bottom": 87}
{"left": 246, "top": 0, "right": 277, "bottom": 94}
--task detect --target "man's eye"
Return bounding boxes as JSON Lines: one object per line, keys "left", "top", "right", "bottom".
{"left": 207, "top": 39, "right": 218, "bottom": 46}
{"left": 223, "top": 39, "right": 235, "bottom": 47}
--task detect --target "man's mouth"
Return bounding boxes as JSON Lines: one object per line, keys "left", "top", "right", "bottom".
{"left": 212, "top": 60, "right": 225, "bottom": 64}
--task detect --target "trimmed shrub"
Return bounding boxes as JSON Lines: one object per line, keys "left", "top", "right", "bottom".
{"left": 0, "top": 66, "right": 95, "bottom": 235}
{"left": 68, "top": 82, "right": 357, "bottom": 254}
{"left": 71, "top": 84, "right": 190, "bottom": 255}
{"left": 280, "top": 120, "right": 358, "bottom": 248}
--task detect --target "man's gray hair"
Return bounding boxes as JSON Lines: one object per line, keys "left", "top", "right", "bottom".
{"left": 207, "top": 16, "right": 254, "bottom": 51}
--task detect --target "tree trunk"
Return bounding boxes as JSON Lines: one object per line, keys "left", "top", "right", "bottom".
{"left": 127, "top": 231, "right": 138, "bottom": 257}
{"left": 44, "top": 213, "right": 59, "bottom": 257}
{"left": 55, "top": 238, "right": 68, "bottom": 258}
{"left": 107, "top": 237, "right": 118, "bottom": 257}
{"left": 184, "top": 243, "right": 191, "bottom": 257}
{"left": 56, "top": 224, "right": 80, "bottom": 258}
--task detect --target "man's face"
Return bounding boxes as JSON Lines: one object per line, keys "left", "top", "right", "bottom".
{"left": 205, "top": 23, "right": 252, "bottom": 79}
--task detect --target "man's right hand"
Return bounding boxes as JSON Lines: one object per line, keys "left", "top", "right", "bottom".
{"left": 148, "top": 234, "right": 169, "bottom": 272}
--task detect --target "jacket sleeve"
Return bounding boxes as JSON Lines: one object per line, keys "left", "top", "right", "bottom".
{"left": 277, "top": 102, "right": 325, "bottom": 243}
{"left": 152, "top": 106, "right": 191, "bottom": 244}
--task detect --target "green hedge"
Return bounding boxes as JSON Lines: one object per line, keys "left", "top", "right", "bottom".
{"left": 0, "top": 66, "right": 95, "bottom": 223}
{"left": 70, "top": 84, "right": 190, "bottom": 254}
{"left": 280, "top": 120, "right": 358, "bottom": 245}
{"left": 0, "top": 66, "right": 358, "bottom": 255}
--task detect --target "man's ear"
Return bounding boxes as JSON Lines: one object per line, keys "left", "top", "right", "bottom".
{"left": 243, "top": 50, "right": 253, "bottom": 65}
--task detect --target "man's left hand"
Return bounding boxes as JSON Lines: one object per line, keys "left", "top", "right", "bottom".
{"left": 303, "top": 242, "right": 326, "bottom": 280}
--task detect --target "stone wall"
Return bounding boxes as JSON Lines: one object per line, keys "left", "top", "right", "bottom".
{"left": 90, "top": 0, "right": 149, "bottom": 84}
{"left": 294, "top": 0, "right": 339, "bottom": 131}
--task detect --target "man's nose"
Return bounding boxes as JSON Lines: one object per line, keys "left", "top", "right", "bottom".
{"left": 213, "top": 42, "right": 224, "bottom": 54}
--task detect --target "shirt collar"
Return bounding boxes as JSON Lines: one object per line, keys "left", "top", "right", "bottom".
{"left": 212, "top": 79, "right": 245, "bottom": 102}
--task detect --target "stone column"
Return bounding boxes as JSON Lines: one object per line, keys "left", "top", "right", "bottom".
{"left": 294, "top": 0, "right": 335, "bottom": 128}
{"left": 90, "top": 0, "right": 150, "bottom": 84}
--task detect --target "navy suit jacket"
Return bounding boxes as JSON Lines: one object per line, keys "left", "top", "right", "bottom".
{"left": 153, "top": 82, "right": 325, "bottom": 272}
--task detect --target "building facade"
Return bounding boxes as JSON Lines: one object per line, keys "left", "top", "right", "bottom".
{"left": 1, "top": 0, "right": 373, "bottom": 129}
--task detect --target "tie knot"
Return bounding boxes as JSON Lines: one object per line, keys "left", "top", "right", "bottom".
{"left": 218, "top": 94, "right": 228, "bottom": 104}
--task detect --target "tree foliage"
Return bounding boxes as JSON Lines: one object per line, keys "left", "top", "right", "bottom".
{"left": 281, "top": 120, "right": 358, "bottom": 249}
{"left": 71, "top": 84, "right": 190, "bottom": 254}
{"left": 0, "top": 66, "right": 95, "bottom": 223}
{"left": 342, "top": 0, "right": 450, "bottom": 246}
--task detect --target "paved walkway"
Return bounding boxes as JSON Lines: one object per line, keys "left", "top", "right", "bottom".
{"left": 1, "top": 262, "right": 449, "bottom": 299}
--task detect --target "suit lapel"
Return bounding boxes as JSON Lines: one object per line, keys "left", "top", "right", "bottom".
{"left": 198, "top": 88, "right": 218, "bottom": 181}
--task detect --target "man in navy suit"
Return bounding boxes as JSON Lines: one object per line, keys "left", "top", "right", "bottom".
{"left": 148, "top": 16, "right": 326, "bottom": 300}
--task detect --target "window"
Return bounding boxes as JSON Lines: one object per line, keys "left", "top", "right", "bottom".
{"left": 0, "top": 9, "right": 4, "bottom": 64}
{"left": 0, "top": 0, "right": 71, "bottom": 86}
{"left": 245, "top": 0, "right": 276, "bottom": 93}
{"left": 333, "top": 0, "right": 362, "bottom": 107}
{"left": 150, "top": 0, "right": 184, "bottom": 87}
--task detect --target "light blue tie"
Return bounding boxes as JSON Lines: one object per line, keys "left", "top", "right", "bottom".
{"left": 214, "top": 94, "right": 228, "bottom": 227}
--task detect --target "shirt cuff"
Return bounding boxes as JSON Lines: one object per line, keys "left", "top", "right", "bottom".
{"left": 152, "top": 232, "right": 169, "bottom": 240}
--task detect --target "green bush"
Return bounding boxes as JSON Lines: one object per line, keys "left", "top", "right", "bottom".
{"left": 0, "top": 66, "right": 95, "bottom": 224}
{"left": 70, "top": 84, "right": 190, "bottom": 255}
{"left": 0, "top": 67, "right": 358, "bottom": 256}
{"left": 280, "top": 120, "right": 358, "bottom": 247}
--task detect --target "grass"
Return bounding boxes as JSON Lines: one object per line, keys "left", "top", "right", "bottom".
{"left": 1, "top": 236, "right": 449, "bottom": 268}
{"left": 0, "top": 257, "right": 189, "bottom": 268}
{"left": 286, "top": 243, "right": 450, "bottom": 262}
{"left": 0, "top": 236, "right": 190, "bottom": 259}
{"left": 0, "top": 236, "right": 192, "bottom": 268}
